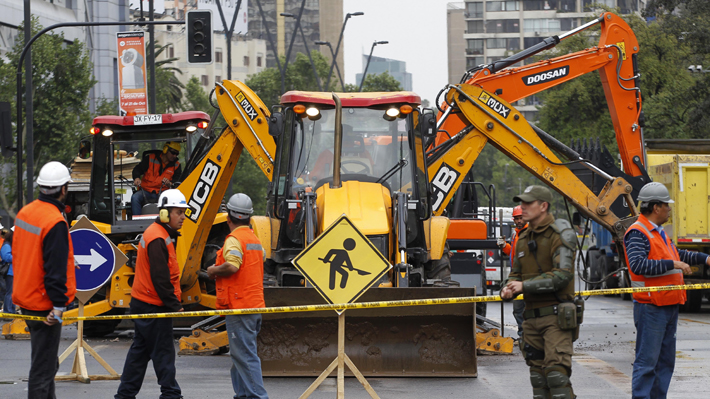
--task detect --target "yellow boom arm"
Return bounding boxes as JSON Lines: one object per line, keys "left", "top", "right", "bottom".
{"left": 429, "top": 84, "right": 638, "bottom": 239}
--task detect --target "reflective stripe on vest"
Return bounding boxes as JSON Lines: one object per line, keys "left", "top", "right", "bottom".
{"left": 140, "top": 153, "right": 180, "bottom": 194}
{"left": 131, "top": 223, "right": 182, "bottom": 307}
{"left": 215, "top": 226, "right": 265, "bottom": 310}
{"left": 624, "top": 214, "right": 685, "bottom": 306}
{"left": 12, "top": 199, "right": 76, "bottom": 311}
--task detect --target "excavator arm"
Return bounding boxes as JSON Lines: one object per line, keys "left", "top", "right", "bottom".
{"left": 177, "top": 80, "right": 276, "bottom": 304}
{"left": 433, "top": 84, "right": 638, "bottom": 240}
{"left": 432, "top": 12, "right": 647, "bottom": 219}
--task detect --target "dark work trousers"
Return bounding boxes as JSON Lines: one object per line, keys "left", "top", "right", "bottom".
{"left": 115, "top": 299, "right": 181, "bottom": 399}
{"left": 22, "top": 308, "right": 61, "bottom": 399}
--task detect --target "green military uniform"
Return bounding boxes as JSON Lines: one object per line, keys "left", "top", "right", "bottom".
{"left": 508, "top": 185, "right": 577, "bottom": 399}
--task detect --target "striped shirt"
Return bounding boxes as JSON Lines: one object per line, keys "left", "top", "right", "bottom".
{"left": 624, "top": 225, "right": 708, "bottom": 276}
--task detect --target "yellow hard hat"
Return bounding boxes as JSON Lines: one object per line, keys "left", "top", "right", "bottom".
{"left": 163, "top": 141, "right": 181, "bottom": 154}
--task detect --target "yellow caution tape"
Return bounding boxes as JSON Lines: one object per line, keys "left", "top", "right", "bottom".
{"left": 2, "top": 283, "right": 709, "bottom": 322}
{"left": 0, "top": 313, "right": 47, "bottom": 322}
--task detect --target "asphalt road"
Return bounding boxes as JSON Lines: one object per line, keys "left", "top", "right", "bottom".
{"left": 1, "top": 293, "right": 709, "bottom": 398}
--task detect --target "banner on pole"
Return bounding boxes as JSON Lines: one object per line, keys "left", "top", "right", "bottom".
{"left": 116, "top": 31, "right": 149, "bottom": 116}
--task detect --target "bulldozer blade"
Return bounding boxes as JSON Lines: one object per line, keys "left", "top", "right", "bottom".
{"left": 258, "top": 287, "right": 477, "bottom": 377}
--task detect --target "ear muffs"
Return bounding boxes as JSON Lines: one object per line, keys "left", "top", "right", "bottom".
{"left": 160, "top": 208, "right": 170, "bottom": 223}
{"left": 162, "top": 144, "right": 169, "bottom": 154}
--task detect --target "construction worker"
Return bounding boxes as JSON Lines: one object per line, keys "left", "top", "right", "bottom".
{"left": 207, "top": 193, "right": 268, "bottom": 399}
{"left": 497, "top": 205, "right": 527, "bottom": 341}
{"left": 501, "top": 185, "right": 577, "bottom": 399}
{"left": 132, "top": 141, "right": 182, "bottom": 216}
{"left": 115, "top": 189, "right": 187, "bottom": 399}
{"left": 12, "top": 161, "right": 76, "bottom": 398}
{"left": 623, "top": 182, "right": 707, "bottom": 399}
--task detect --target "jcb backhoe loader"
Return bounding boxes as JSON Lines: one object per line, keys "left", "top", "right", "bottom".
{"left": 3, "top": 83, "right": 479, "bottom": 377}
{"left": 427, "top": 12, "right": 650, "bottom": 284}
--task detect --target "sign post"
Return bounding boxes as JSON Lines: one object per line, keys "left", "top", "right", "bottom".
{"left": 292, "top": 215, "right": 391, "bottom": 399}
{"left": 56, "top": 217, "right": 128, "bottom": 383}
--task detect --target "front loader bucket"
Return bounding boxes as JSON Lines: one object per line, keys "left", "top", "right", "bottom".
{"left": 259, "top": 287, "right": 476, "bottom": 377}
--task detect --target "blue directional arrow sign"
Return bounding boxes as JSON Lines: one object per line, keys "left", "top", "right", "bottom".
{"left": 71, "top": 228, "right": 116, "bottom": 291}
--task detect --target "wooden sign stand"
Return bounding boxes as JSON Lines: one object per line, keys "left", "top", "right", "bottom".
{"left": 55, "top": 301, "right": 121, "bottom": 383}
{"left": 299, "top": 311, "right": 380, "bottom": 399}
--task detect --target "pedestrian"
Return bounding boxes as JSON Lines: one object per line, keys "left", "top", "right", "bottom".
{"left": 501, "top": 185, "right": 578, "bottom": 399}
{"left": 207, "top": 193, "right": 269, "bottom": 399}
{"left": 623, "top": 182, "right": 708, "bottom": 399}
{"left": 115, "top": 189, "right": 187, "bottom": 399}
{"left": 2, "top": 227, "right": 15, "bottom": 314}
{"left": 12, "top": 161, "right": 77, "bottom": 398}
{"left": 497, "top": 205, "right": 527, "bottom": 341}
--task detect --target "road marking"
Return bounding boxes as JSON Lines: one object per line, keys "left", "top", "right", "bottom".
{"left": 679, "top": 318, "right": 710, "bottom": 325}
{"left": 574, "top": 353, "right": 631, "bottom": 395}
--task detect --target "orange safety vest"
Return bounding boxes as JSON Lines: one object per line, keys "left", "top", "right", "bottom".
{"left": 215, "top": 226, "right": 265, "bottom": 310}
{"left": 624, "top": 214, "right": 685, "bottom": 306}
{"left": 132, "top": 222, "right": 182, "bottom": 306}
{"left": 140, "top": 153, "right": 180, "bottom": 194}
{"left": 12, "top": 199, "right": 76, "bottom": 311}
{"left": 502, "top": 224, "right": 527, "bottom": 262}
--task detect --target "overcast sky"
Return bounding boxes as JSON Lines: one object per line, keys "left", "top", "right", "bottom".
{"left": 343, "top": 0, "right": 458, "bottom": 104}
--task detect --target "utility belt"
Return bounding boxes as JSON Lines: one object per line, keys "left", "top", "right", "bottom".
{"left": 523, "top": 304, "right": 558, "bottom": 320}
{"left": 524, "top": 298, "right": 585, "bottom": 332}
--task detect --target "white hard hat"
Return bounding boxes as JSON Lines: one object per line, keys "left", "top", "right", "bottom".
{"left": 37, "top": 161, "right": 72, "bottom": 193}
{"left": 0, "top": 222, "right": 4, "bottom": 230}
{"left": 10, "top": 226, "right": 14, "bottom": 231}
{"left": 226, "top": 193, "right": 253, "bottom": 220}
{"left": 158, "top": 189, "right": 189, "bottom": 209}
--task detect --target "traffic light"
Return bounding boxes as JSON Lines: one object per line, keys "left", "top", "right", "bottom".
{"left": 186, "top": 10, "right": 213, "bottom": 64}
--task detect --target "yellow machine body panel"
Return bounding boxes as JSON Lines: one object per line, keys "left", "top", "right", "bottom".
{"left": 315, "top": 181, "right": 392, "bottom": 236}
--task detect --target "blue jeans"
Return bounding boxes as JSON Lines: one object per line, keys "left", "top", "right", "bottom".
{"left": 632, "top": 302, "right": 678, "bottom": 399}
{"left": 226, "top": 314, "right": 268, "bottom": 399}
{"left": 3, "top": 275, "right": 14, "bottom": 314}
{"left": 131, "top": 190, "right": 160, "bottom": 215}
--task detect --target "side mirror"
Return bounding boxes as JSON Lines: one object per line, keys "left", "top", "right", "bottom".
{"left": 268, "top": 112, "right": 283, "bottom": 138}
{"left": 572, "top": 211, "right": 582, "bottom": 227}
{"left": 419, "top": 109, "right": 437, "bottom": 138}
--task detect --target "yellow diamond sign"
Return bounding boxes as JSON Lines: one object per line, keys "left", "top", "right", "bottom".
{"left": 292, "top": 215, "right": 392, "bottom": 307}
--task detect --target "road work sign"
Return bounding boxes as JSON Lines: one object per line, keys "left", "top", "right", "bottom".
{"left": 292, "top": 215, "right": 391, "bottom": 308}
{"left": 70, "top": 216, "right": 129, "bottom": 303}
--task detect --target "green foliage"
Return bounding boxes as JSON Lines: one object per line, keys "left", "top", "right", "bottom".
{"left": 0, "top": 17, "right": 95, "bottom": 214}
{"left": 147, "top": 41, "right": 185, "bottom": 113}
{"left": 344, "top": 71, "right": 403, "bottom": 92}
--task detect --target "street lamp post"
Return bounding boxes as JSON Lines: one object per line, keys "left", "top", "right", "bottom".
{"left": 315, "top": 41, "right": 346, "bottom": 91}
{"left": 281, "top": 12, "right": 322, "bottom": 91}
{"left": 359, "top": 40, "right": 388, "bottom": 92}
{"left": 325, "top": 12, "right": 363, "bottom": 89}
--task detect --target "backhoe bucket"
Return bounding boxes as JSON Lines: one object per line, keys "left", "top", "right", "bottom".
{"left": 258, "top": 287, "right": 476, "bottom": 377}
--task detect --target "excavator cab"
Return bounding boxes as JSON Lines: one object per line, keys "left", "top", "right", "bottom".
{"left": 265, "top": 91, "right": 434, "bottom": 286}
{"left": 69, "top": 112, "right": 210, "bottom": 237}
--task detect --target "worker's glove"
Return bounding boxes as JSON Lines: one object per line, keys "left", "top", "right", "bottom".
{"left": 496, "top": 236, "right": 506, "bottom": 249}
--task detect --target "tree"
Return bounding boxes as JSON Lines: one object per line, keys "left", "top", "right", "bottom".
{"left": 0, "top": 17, "right": 95, "bottom": 216}
{"left": 147, "top": 41, "right": 185, "bottom": 113}
{"left": 344, "top": 71, "right": 402, "bottom": 92}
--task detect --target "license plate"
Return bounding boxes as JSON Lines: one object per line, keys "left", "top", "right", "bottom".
{"left": 133, "top": 114, "right": 162, "bottom": 125}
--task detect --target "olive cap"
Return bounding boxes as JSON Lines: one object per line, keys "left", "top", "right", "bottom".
{"left": 514, "top": 185, "right": 553, "bottom": 203}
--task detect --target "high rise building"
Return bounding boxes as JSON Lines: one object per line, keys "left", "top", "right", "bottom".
{"left": 447, "top": 2, "right": 467, "bottom": 85}
{"left": 247, "top": 0, "right": 344, "bottom": 73}
{"left": 451, "top": 0, "right": 645, "bottom": 121}
{"left": 355, "top": 55, "right": 412, "bottom": 91}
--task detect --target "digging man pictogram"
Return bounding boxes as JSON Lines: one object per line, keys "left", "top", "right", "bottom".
{"left": 319, "top": 238, "right": 371, "bottom": 290}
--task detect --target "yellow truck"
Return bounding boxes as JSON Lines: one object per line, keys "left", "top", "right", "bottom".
{"left": 646, "top": 139, "right": 710, "bottom": 312}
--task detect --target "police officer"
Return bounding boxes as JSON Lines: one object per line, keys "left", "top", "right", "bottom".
{"left": 624, "top": 182, "right": 708, "bottom": 399}
{"left": 207, "top": 193, "right": 269, "bottom": 399}
{"left": 13, "top": 161, "right": 77, "bottom": 398}
{"left": 115, "top": 189, "right": 187, "bottom": 399}
{"left": 132, "top": 141, "right": 182, "bottom": 216}
{"left": 501, "top": 185, "right": 577, "bottom": 399}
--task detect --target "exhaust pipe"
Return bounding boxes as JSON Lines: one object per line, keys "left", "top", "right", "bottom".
{"left": 332, "top": 93, "right": 343, "bottom": 188}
